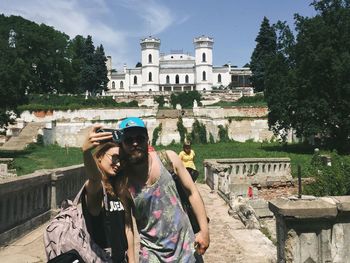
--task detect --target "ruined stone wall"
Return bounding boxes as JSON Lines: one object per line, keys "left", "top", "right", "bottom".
{"left": 18, "top": 107, "right": 275, "bottom": 147}
{"left": 269, "top": 196, "right": 350, "bottom": 263}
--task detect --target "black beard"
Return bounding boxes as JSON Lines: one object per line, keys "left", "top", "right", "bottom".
{"left": 127, "top": 148, "right": 148, "bottom": 165}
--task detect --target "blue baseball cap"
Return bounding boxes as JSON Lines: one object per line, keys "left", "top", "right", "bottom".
{"left": 119, "top": 117, "right": 147, "bottom": 131}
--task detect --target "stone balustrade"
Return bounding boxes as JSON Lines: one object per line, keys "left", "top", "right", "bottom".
{"left": 204, "top": 158, "right": 292, "bottom": 202}
{"left": 269, "top": 196, "right": 350, "bottom": 263}
{"left": 0, "top": 164, "right": 85, "bottom": 246}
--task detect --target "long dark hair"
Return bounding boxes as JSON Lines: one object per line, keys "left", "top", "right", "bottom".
{"left": 93, "top": 142, "right": 133, "bottom": 224}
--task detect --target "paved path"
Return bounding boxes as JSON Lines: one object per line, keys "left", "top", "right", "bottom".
{"left": 0, "top": 184, "right": 276, "bottom": 262}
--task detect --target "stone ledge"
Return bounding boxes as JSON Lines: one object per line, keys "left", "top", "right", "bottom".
{"left": 268, "top": 197, "right": 338, "bottom": 219}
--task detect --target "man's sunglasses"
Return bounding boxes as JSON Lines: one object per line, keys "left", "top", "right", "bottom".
{"left": 124, "top": 135, "right": 147, "bottom": 145}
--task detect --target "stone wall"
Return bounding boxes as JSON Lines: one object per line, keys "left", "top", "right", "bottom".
{"left": 204, "top": 158, "right": 292, "bottom": 202}
{"left": 269, "top": 196, "right": 350, "bottom": 263}
{"left": 0, "top": 164, "right": 85, "bottom": 246}
{"left": 16, "top": 107, "right": 275, "bottom": 147}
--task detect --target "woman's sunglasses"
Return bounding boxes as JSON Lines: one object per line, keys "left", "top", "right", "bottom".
{"left": 105, "top": 154, "right": 121, "bottom": 164}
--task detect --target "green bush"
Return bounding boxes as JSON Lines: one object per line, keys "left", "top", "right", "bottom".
{"left": 304, "top": 152, "right": 350, "bottom": 196}
{"left": 177, "top": 117, "right": 188, "bottom": 143}
{"left": 154, "top": 95, "right": 165, "bottom": 108}
{"left": 209, "top": 133, "right": 215, "bottom": 144}
{"left": 218, "top": 125, "right": 230, "bottom": 142}
{"left": 211, "top": 94, "right": 267, "bottom": 107}
{"left": 17, "top": 94, "right": 139, "bottom": 112}
{"left": 170, "top": 91, "right": 202, "bottom": 109}
{"left": 152, "top": 123, "right": 162, "bottom": 146}
{"left": 190, "top": 119, "right": 207, "bottom": 144}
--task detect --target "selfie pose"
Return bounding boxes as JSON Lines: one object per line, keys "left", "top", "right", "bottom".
{"left": 81, "top": 125, "right": 135, "bottom": 263}
{"left": 119, "top": 117, "right": 210, "bottom": 262}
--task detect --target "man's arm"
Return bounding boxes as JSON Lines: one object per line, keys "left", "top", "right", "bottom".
{"left": 166, "top": 150, "right": 210, "bottom": 255}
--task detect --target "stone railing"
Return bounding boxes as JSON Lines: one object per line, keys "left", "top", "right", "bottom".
{"left": 204, "top": 158, "right": 292, "bottom": 202}
{"left": 0, "top": 164, "right": 85, "bottom": 246}
{"left": 269, "top": 196, "right": 350, "bottom": 263}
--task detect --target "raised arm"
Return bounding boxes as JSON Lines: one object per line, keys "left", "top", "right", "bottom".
{"left": 166, "top": 150, "right": 210, "bottom": 255}
{"left": 81, "top": 124, "right": 112, "bottom": 215}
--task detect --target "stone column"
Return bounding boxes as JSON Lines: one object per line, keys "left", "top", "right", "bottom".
{"left": 269, "top": 196, "right": 350, "bottom": 263}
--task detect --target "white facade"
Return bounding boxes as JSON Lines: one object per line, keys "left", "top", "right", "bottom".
{"left": 107, "top": 36, "right": 252, "bottom": 93}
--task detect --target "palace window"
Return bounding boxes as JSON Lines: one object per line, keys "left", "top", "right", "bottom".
{"left": 148, "top": 72, "right": 152, "bottom": 82}
{"left": 218, "top": 74, "right": 222, "bottom": 83}
{"left": 134, "top": 76, "right": 137, "bottom": 85}
{"left": 166, "top": 75, "right": 170, "bottom": 84}
{"left": 120, "top": 81, "right": 124, "bottom": 89}
{"left": 202, "top": 71, "right": 206, "bottom": 81}
{"left": 112, "top": 81, "right": 115, "bottom": 89}
{"left": 202, "top": 52, "right": 206, "bottom": 62}
{"left": 185, "top": 75, "right": 189, "bottom": 84}
{"left": 148, "top": 54, "right": 152, "bottom": 64}
{"left": 175, "top": 75, "right": 179, "bottom": 84}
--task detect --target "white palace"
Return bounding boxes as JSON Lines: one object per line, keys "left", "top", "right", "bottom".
{"left": 106, "top": 36, "right": 252, "bottom": 93}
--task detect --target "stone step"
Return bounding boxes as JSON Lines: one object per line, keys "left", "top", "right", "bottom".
{"left": 0, "top": 123, "right": 44, "bottom": 151}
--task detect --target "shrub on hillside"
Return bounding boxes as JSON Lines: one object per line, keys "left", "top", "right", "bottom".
{"left": 17, "top": 94, "right": 138, "bottom": 111}
{"left": 304, "top": 152, "right": 350, "bottom": 196}
{"left": 218, "top": 125, "right": 230, "bottom": 142}
{"left": 170, "top": 91, "right": 202, "bottom": 109}
{"left": 190, "top": 119, "right": 207, "bottom": 144}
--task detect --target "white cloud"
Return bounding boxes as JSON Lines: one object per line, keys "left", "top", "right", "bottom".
{"left": 0, "top": 0, "right": 186, "bottom": 68}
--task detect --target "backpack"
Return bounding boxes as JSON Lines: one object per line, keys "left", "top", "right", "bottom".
{"left": 44, "top": 182, "right": 113, "bottom": 263}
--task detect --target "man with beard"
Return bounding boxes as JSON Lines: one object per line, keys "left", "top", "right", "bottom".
{"left": 119, "top": 117, "right": 209, "bottom": 262}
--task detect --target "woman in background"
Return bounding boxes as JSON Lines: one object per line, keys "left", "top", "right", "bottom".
{"left": 179, "top": 140, "right": 199, "bottom": 182}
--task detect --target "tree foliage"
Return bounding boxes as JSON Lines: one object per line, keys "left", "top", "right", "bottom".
{"left": 304, "top": 151, "right": 350, "bottom": 196}
{"left": 0, "top": 14, "right": 109, "bottom": 128}
{"left": 264, "top": 0, "right": 350, "bottom": 152}
{"left": 170, "top": 91, "right": 202, "bottom": 109}
{"left": 250, "top": 17, "right": 277, "bottom": 92}
{"left": 190, "top": 119, "right": 207, "bottom": 144}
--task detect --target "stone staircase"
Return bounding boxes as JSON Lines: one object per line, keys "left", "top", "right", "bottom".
{"left": 0, "top": 122, "right": 44, "bottom": 151}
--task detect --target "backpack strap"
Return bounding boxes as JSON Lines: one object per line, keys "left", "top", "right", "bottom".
{"left": 73, "top": 180, "right": 108, "bottom": 209}
{"left": 158, "top": 150, "right": 175, "bottom": 175}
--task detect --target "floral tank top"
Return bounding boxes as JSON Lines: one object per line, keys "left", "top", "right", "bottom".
{"left": 129, "top": 156, "right": 196, "bottom": 263}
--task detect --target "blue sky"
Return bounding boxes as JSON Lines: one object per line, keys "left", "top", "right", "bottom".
{"left": 1, "top": 0, "right": 316, "bottom": 69}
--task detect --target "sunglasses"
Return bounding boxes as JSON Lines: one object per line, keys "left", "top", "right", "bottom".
{"left": 105, "top": 153, "right": 121, "bottom": 164}
{"left": 124, "top": 135, "right": 147, "bottom": 145}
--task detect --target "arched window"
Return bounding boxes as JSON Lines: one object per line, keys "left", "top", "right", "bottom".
{"left": 112, "top": 81, "right": 115, "bottom": 89}
{"left": 166, "top": 75, "right": 170, "bottom": 84}
{"left": 148, "top": 72, "right": 152, "bottom": 82}
{"left": 133, "top": 76, "right": 137, "bottom": 85}
{"left": 202, "top": 52, "right": 206, "bottom": 62}
{"left": 175, "top": 75, "right": 179, "bottom": 84}
{"left": 148, "top": 54, "right": 152, "bottom": 64}
{"left": 120, "top": 81, "right": 124, "bottom": 89}
{"left": 218, "top": 74, "right": 222, "bottom": 83}
{"left": 202, "top": 71, "right": 206, "bottom": 81}
{"left": 185, "top": 75, "right": 189, "bottom": 84}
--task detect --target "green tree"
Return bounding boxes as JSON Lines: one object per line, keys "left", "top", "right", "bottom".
{"left": 154, "top": 95, "right": 165, "bottom": 108}
{"left": 190, "top": 119, "right": 207, "bottom": 144}
{"left": 94, "top": 44, "right": 109, "bottom": 93}
{"left": 265, "top": 1, "right": 350, "bottom": 151}
{"left": 304, "top": 151, "right": 350, "bottom": 196}
{"left": 264, "top": 21, "right": 296, "bottom": 140}
{"left": 170, "top": 91, "right": 201, "bottom": 109}
{"left": 250, "top": 17, "right": 277, "bottom": 92}
{"left": 291, "top": 0, "right": 350, "bottom": 151}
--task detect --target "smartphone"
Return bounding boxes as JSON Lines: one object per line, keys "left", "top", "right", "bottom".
{"left": 96, "top": 128, "right": 123, "bottom": 143}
